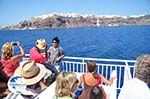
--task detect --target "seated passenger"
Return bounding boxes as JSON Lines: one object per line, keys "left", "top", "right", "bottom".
{"left": 118, "top": 54, "right": 150, "bottom": 99}
{"left": 29, "top": 39, "right": 56, "bottom": 85}
{"left": 78, "top": 61, "right": 115, "bottom": 99}
{"left": 6, "top": 60, "right": 47, "bottom": 99}
{"left": 29, "top": 38, "right": 48, "bottom": 64}
{"left": 1, "top": 42, "right": 25, "bottom": 77}
{"left": 0, "top": 61, "right": 9, "bottom": 98}
{"left": 52, "top": 72, "right": 78, "bottom": 99}
{"left": 0, "top": 61, "right": 8, "bottom": 82}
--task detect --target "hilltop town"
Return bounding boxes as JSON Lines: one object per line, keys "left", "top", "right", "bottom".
{"left": 1, "top": 12, "right": 150, "bottom": 30}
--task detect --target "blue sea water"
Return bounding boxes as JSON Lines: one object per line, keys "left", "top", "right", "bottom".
{"left": 0, "top": 25, "right": 150, "bottom": 60}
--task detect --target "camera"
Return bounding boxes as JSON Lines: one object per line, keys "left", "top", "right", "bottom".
{"left": 12, "top": 42, "right": 18, "bottom": 46}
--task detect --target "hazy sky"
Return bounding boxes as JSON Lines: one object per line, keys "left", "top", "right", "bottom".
{"left": 0, "top": 0, "right": 150, "bottom": 26}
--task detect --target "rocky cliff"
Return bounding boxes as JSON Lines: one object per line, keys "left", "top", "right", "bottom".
{"left": 1, "top": 13, "right": 150, "bottom": 30}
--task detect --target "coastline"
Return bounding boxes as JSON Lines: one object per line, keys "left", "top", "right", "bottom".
{"left": 1, "top": 13, "right": 150, "bottom": 30}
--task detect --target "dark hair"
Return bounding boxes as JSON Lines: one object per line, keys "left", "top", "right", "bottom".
{"left": 52, "top": 37, "right": 60, "bottom": 43}
{"left": 87, "top": 61, "right": 96, "bottom": 72}
{"left": 90, "top": 86, "right": 105, "bottom": 99}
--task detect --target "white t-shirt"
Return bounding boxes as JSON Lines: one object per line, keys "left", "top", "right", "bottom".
{"left": 118, "top": 78, "right": 150, "bottom": 99}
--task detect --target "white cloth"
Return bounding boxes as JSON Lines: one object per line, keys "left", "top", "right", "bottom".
{"left": 109, "top": 70, "right": 117, "bottom": 99}
{"left": 118, "top": 78, "right": 150, "bottom": 99}
{"left": 101, "top": 70, "right": 117, "bottom": 99}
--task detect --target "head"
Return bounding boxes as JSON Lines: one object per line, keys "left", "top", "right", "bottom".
{"left": 87, "top": 61, "right": 96, "bottom": 72}
{"left": 52, "top": 37, "right": 60, "bottom": 48}
{"left": 66, "top": 72, "right": 78, "bottom": 93}
{"left": 90, "top": 85, "right": 105, "bottom": 99}
{"left": 134, "top": 54, "right": 150, "bottom": 83}
{"left": 2, "top": 42, "right": 13, "bottom": 59}
{"left": 55, "top": 72, "right": 77, "bottom": 97}
{"left": 14, "top": 60, "right": 46, "bottom": 86}
{"left": 36, "top": 38, "right": 46, "bottom": 50}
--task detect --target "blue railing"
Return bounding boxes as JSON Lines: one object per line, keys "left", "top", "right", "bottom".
{"left": 60, "top": 56, "right": 135, "bottom": 96}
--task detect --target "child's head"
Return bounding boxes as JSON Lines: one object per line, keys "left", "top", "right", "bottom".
{"left": 87, "top": 61, "right": 96, "bottom": 72}
{"left": 55, "top": 72, "right": 77, "bottom": 97}
{"left": 90, "top": 85, "right": 105, "bottom": 99}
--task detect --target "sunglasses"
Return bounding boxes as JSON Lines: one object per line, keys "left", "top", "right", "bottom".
{"left": 53, "top": 42, "right": 58, "bottom": 44}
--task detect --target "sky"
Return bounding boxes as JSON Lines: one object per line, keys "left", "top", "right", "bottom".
{"left": 0, "top": 0, "right": 150, "bottom": 26}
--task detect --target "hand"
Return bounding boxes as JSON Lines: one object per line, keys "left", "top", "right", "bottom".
{"left": 39, "top": 80, "right": 47, "bottom": 90}
{"left": 111, "top": 77, "right": 116, "bottom": 80}
{"left": 45, "top": 44, "right": 48, "bottom": 50}
{"left": 55, "top": 57, "right": 61, "bottom": 62}
{"left": 16, "top": 41, "right": 21, "bottom": 46}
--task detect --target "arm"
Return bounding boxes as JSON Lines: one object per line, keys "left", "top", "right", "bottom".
{"left": 45, "top": 44, "right": 48, "bottom": 58}
{"left": 11, "top": 42, "right": 25, "bottom": 61}
{"left": 39, "top": 79, "right": 47, "bottom": 90}
{"left": 56, "top": 49, "right": 65, "bottom": 62}
{"left": 57, "top": 54, "right": 65, "bottom": 61}
{"left": 47, "top": 50, "right": 50, "bottom": 58}
{"left": 78, "top": 75, "right": 83, "bottom": 87}
{"left": 100, "top": 74, "right": 115, "bottom": 85}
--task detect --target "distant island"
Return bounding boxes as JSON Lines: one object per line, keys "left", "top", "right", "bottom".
{"left": 1, "top": 12, "right": 150, "bottom": 30}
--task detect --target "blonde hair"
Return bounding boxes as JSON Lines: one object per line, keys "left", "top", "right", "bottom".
{"left": 2, "top": 42, "right": 13, "bottom": 59}
{"left": 55, "top": 72, "right": 77, "bottom": 97}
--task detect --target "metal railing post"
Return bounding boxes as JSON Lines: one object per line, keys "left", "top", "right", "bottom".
{"left": 82, "top": 58, "right": 85, "bottom": 72}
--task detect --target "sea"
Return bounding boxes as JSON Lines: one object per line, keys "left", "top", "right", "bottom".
{"left": 0, "top": 25, "right": 150, "bottom": 60}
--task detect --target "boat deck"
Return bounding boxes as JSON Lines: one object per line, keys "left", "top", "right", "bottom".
{"left": 22, "top": 55, "right": 135, "bottom": 99}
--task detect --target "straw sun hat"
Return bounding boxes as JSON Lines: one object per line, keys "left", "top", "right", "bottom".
{"left": 14, "top": 61, "right": 46, "bottom": 85}
{"left": 36, "top": 39, "right": 46, "bottom": 50}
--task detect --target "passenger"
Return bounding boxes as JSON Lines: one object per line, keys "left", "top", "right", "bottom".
{"left": 1, "top": 42, "right": 25, "bottom": 77}
{"left": 118, "top": 54, "right": 150, "bottom": 99}
{"left": 0, "top": 82, "right": 9, "bottom": 98}
{"left": 0, "top": 61, "right": 9, "bottom": 98}
{"left": 0, "top": 61, "right": 8, "bottom": 82}
{"left": 6, "top": 60, "right": 47, "bottom": 99}
{"left": 29, "top": 38, "right": 56, "bottom": 85}
{"left": 47, "top": 36, "right": 65, "bottom": 72}
{"left": 78, "top": 61, "right": 115, "bottom": 99}
{"left": 52, "top": 72, "right": 78, "bottom": 99}
{"left": 29, "top": 38, "right": 48, "bottom": 64}
{"left": 66, "top": 72, "right": 79, "bottom": 98}
{"left": 15, "top": 60, "right": 47, "bottom": 91}
{"left": 46, "top": 37, "right": 65, "bottom": 85}
{"left": 90, "top": 85, "right": 105, "bottom": 99}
